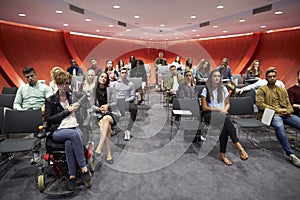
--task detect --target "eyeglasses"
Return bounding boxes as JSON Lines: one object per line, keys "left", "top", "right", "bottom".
{"left": 25, "top": 74, "right": 35, "bottom": 79}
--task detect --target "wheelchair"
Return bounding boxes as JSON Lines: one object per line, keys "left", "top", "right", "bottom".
{"left": 34, "top": 126, "right": 96, "bottom": 195}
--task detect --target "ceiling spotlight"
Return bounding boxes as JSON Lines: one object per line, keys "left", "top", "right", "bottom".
{"left": 108, "top": 24, "right": 114, "bottom": 28}
{"left": 196, "top": 34, "right": 200, "bottom": 37}
{"left": 216, "top": 5, "right": 224, "bottom": 9}
{"left": 85, "top": 18, "right": 91, "bottom": 22}
{"left": 63, "top": 23, "right": 69, "bottom": 27}
{"left": 96, "top": 30, "right": 100, "bottom": 32}
{"left": 134, "top": 15, "right": 140, "bottom": 19}
{"left": 190, "top": 15, "right": 196, "bottom": 19}
{"left": 274, "top": 11, "right": 284, "bottom": 15}
{"left": 260, "top": 25, "right": 266, "bottom": 28}
{"left": 160, "top": 24, "right": 165, "bottom": 27}
{"left": 213, "top": 25, "right": 219, "bottom": 28}
{"left": 192, "top": 30, "right": 196, "bottom": 32}
{"left": 56, "top": 10, "right": 63, "bottom": 14}
{"left": 126, "top": 29, "right": 131, "bottom": 31}
{"left": 239, "top": 19, "right": 246, "bottom": 23}
{"left": 18, "top": 13, "right": 26, "bottom": 17}
{"left": 223, "top": 30, "right": 228, "bottom": 33}
{"left": 113, "top": 4, "right": 120, "bottom": 9}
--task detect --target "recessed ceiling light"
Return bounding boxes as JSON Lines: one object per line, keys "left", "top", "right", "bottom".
{"left": 216, "top": 5, "right": 224, "bottom": 9}
{"left": 274, "top": 11, "right": 284, "bottom": 15}
{"left": 165, "top": 39, "right": 168, "bottom": 41}
{"left": 223, "top": 30, "right": 228, "bottom": 33}
{"left": 55, "top": 10, "right": 63, "bottom": 14}
{"left": 108, "top": 24, "right": 114, "bottom": 28}
{"left": 150, "top": 38, "right": 153, "bottom": 40}
{"left": 126, "top": 29, "right": 131, "bottom": 31}
{"left": 213, "top": 25, "right": 219, "bottom": 28}
{"left": 63, "top": 23, "right": 69, "bottom": 27}
{"left": 190, "top": 15, "right": 196, "bottom": 19}
{"left": 239, "top": 19, "right": 246, "bottom": 23}
{"left": 96, "top": 30, "right": 100, "bottom": 32}
{"left": 192, "top": 30, "right": 196, "bottom": 32}
{"left": 113, "top": 5, "right": 120, "bottom": 9}
{"left": 85, "top": 18, "right": 91, "bottom": 22}
{"left": 261, "top": 25, "right": 266, "bottom": 28}
{"left": 196, "top": 34, "right": 200, "bottom": 37}
{"left": 144, "top": 33, "right": 148, "bottom": 35}
{"left": 160, "top": 24, "right": 165, "bottom": 27}
{"left": 18, "top": 13, "right": 26, "bottom": 17}
{"left": 134, "top": 15, "right": 140, "bottom": 19}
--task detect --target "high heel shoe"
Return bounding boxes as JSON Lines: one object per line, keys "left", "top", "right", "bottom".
{"left": 219, "top": 153, "right": 233, "bottom": 166}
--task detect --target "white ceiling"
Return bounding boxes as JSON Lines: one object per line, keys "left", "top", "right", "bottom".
{"left": 0, "top": 0, "right": 300, "bottom": 41}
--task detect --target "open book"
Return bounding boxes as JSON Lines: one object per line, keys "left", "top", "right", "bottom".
{"left": 261, "top": 108, "right": 275, "bottom": 125}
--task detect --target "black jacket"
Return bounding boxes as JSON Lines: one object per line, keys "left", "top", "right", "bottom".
{"left": 45, "top": 90, "right": 87, "bottom": 133}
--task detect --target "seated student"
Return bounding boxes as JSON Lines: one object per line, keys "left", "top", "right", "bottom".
{"left": 105, "top": 59, "right": 119, "bottom": 85}
{"left": 256, "top": 67, "right": 300, "bottom": 167}
{"left": 177, "top": 70, "right": 197, "bottom": 99}
{"left": 201, "top": 69, "right": 248, "bottom": 166}
{"left": 88, "top": 58, "right": 101, "bottom": 76}
{"left": 67, "top": 58, "right": 83, "bottom": 76}
{"left": 195, "top": 59, "right": 212, "bottom": 85}
{"left": 163, "top": 65, "right": 184, "bottom": 103}
{"left": 79, "top": 68, "right": 96, "bottom": 102}
{"left": 287, "top": 70, "right": 300, "bottom": 117}
{"left": 217, "top": 57, "right": 232, "bottom": 81}
{"left": 13, "top": 66, "right": 53, "bottom": 113}
{"left": 245, "top": 60, "right": 262, "bottom": 80}
{"left": 91, "top": 71, "right": 117, "bottom": 164}
{"left": 49, "top": 66, "right": 63, "bottom": 94}
{"left": 183, "top": 57, "right": 197, "bottom": 77}
{"left": 129, "top": 59, "right": 148, "bottom": 104}
{"left": 45, "top": 70, "right": 91, "bottom": 191}
{"left": 112, "top": 66, "right": 137, "bottom": 141}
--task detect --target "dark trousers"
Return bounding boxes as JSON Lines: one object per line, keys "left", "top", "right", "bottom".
{"left": 126, "top": 102, "right": 137, "bottom": 131}
{"left": 203, "top": 111, "right": 239, "bottom": 153}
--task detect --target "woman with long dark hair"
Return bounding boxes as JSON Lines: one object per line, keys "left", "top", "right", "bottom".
{"left": 201, "top": 69, "right": 248, "bottom": 166}
{"left": 91, "top": 71, "right": 117, "bottom": 164}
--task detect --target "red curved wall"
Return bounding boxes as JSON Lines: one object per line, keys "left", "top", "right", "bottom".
{"left": 0, "top": 21, "right": 299, "bottom": 91}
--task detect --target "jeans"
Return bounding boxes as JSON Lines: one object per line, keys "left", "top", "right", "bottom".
{"left": 271, "top": 114, "right": 300, "bottom": 156}
{"left": 52, "top": 127, "right": 86, "bottom": 176}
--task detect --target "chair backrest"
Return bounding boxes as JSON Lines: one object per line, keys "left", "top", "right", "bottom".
{"left": 128, "top": 77, "right": 142, "bottom": 91}
{"left": 235, "top": 88, "right": 256, "bottom": 104}
{"left": 229, "top": 96, "right": 254, "bottom": 115}
{"left": 3, "top": 109, "right": 42, "bottom": 134}
{"left": 144, "top": 64, "right": 151, "bottom": 75}
{"left": 173, "top": 98, "right": 201, "bottom": 118}
{"left": 0, "top": 94, "right": 16, "bottom": 109}
{"left": 158, "top": 65, "right": 170, "bottom": 75}
{"left": 117, "top": 98, "right": 126, "bottom": 117}
{"left": 2, "top": 86, "right": 18, "bottom": 94}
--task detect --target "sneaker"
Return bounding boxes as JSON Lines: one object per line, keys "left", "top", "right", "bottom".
{"left": 82, "top": 171, "right": 92, "bottom": 183}
{"left": 61, "top": 178, "right": 77, "bottom": 191}
{"left": 290, "top": 154, "right": 300, "bottom": 167}
{"left": 124, "top": 131, "right": 128, "bottom": 141}
{"left": 200, "top": 135, "right": 207, "bottom": 141}
{"left": 125, "top": 130, "right": 131, "bottom": 141}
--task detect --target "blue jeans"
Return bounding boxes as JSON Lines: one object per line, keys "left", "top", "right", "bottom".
{"left": 271, "top": 114, "right": 300, "bottom": 156}
{"left": 52, "top": 127, "right": 86, "bottom": 176}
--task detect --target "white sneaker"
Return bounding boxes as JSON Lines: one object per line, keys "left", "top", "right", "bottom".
{"left": 200, "top": 135, "right": 207, "bottom": 141}
{"left": 124, "top": 131, "right": 128, "bottom": 141}
{"left": 290, "top": 154, "right": 300, "bottom": 167}
{"left": 125, "top": 130, "right": 131, "bottom": 141}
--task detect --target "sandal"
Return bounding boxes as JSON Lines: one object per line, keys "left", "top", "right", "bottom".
{"left": 239, "top": 148, "right": 249, "bottom": 160}
{"left": 219, "top": 154, "right": 233, "bottom": 166}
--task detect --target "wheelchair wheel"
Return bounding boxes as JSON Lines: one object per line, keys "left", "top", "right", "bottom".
{"left": 38, "top": 174, "right": 45, "bottom": 192}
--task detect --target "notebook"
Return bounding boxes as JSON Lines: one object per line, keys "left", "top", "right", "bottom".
{"left": 261, "top": 108, "right": 275, "bottom": 125}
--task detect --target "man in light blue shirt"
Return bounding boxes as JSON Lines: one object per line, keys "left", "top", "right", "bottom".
{"left": 13, "top": 67, "right": 52, "bottom": 113}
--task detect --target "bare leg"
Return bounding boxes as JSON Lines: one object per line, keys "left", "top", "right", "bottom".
{"left": 95, "top": 115, "right": 113, "bottom": 155}
{"left": 106, "top": 128, "right": 112, "bottom": 161}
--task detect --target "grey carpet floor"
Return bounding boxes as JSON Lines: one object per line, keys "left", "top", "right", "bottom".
{"left": 0, "top": 89, "right": 300, "bottom": 200}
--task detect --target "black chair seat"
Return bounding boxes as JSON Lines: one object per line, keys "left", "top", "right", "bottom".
{"left": 0, "top": 138, "right": 38, "bottom": 153}
{"left": 46, "top": 137, "right": 65, "bottom": 151}
{"left": 233, "top": 118, "right": 266, "bottom": 128}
